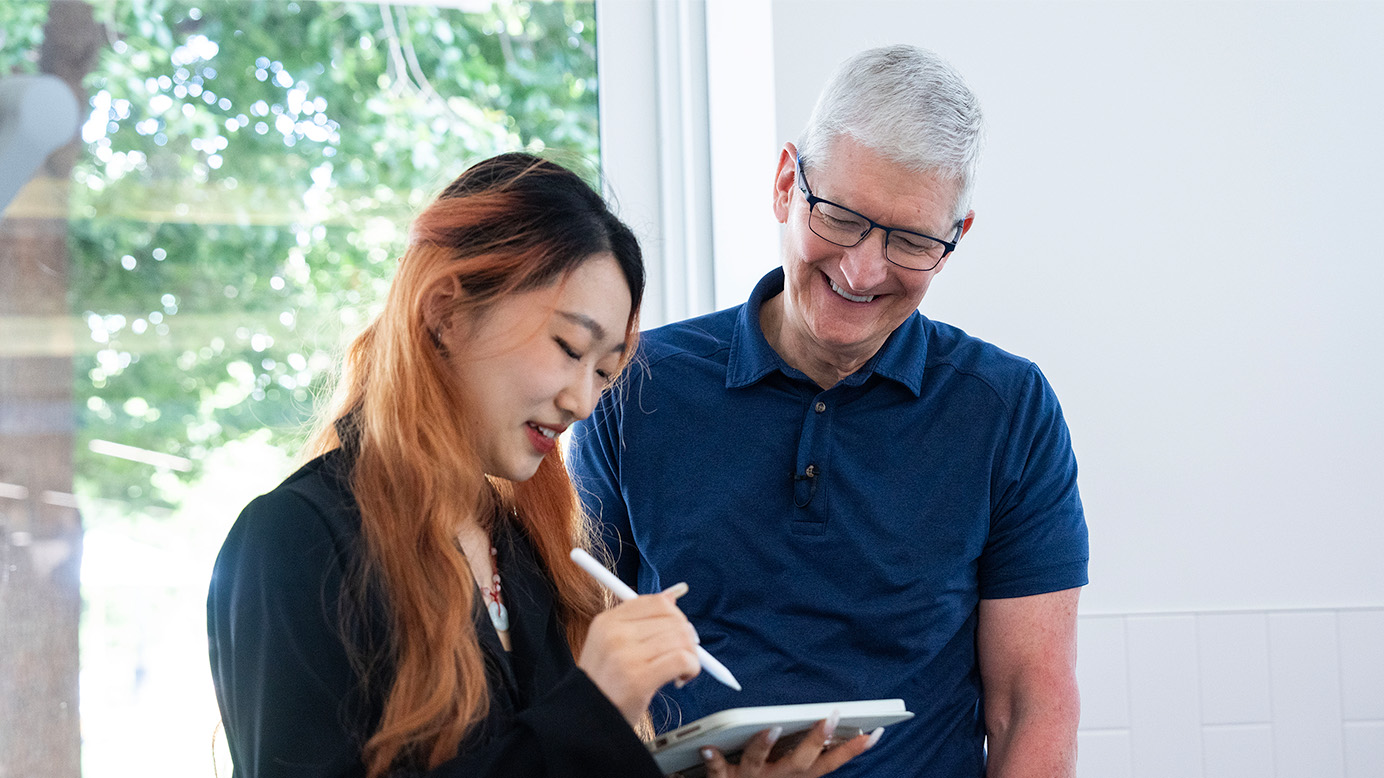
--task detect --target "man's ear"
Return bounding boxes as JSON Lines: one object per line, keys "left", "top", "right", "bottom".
{"left": 772, "top": 142, "right": 798, "bottom": 224}
{"left": 958, "top": 209, "right": 976, "bottom": 241}
{"left": 933, "top": 210, "right": 977, "bottom": 276}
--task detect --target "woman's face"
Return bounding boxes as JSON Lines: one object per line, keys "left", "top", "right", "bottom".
{"left": 441, "top": 253, "right": 632, "bottom": 482}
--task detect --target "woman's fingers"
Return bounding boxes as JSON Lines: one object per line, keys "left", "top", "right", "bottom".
{"left": 601, "top": 598, "right": 700, "bottom": 648}
{"left": 577, "top": 588, "right": 703, "bottom": 725}
{"left": 775, "top": 713, "right": 840, "bottom": 772}
{"left": 600, "top": 588, "right": 702, "bottom": 654}
{"left": 700, "top": 746, "right": 732, "bottom": 778}
{"left": 695, "top": 722, "right": 882, "bottom": 778}
{"left": 735, "top": 727, "right": 781, "bottom": 772}
{"left": 648, "top": 642, "right": 701, "bottom": 678}
{"left": 809, "top": 728, "right": 880, "bottom": 776}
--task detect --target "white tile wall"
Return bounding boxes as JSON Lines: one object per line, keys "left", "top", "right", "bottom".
{"left": 1077, "top": 608, "right": 1384, "bottom": 778}
{"left": 1197, "top": 613, "right": 1271, "bottom": 725}
{"left": 1202, "top": 724, "right": 1274, "bottom": 778}
{"left": 1338, "top": 610, "right": 1384, "bottom": 722}
{"left": 1343, "top": 722, "right": 1384, "bottom": 778}
{"left": 1077, "top": 616, "right": 1129, "bottom": 729}
{"left": 1127, "top": 615, "right": 1203, "bottom": 778}
{"left": 1076, "top": 729, "right": 1132, "bottom": 778}
{"left": 1269, "top": 612, "right": 1345, "bottom": 777}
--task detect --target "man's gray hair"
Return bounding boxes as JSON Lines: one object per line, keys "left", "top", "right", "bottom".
{"left": 797, "top": 45, "right": 985, "bottom": 222}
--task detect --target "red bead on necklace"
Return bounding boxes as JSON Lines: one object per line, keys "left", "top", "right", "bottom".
{"left": 480, "top": 546, "right": 509, "bottom": 632}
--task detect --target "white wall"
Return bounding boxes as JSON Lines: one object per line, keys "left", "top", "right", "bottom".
{"left": 695, "top": 3, "right": 1384, "bottom": 774}
{"left": 741, "top": 0, "right": 1384, "bottom": 617}
{"left": 613, "top": 2, "right": 1384, "bottom": 773}
{"left": 1074, "top": 607, "right": 1384, "bottom": 778}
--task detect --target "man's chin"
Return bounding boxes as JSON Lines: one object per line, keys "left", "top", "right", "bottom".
{"left": 806, "top": 316, "right": 893, "bottom": 355}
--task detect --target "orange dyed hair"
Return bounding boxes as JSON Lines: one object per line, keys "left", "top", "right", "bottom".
{"left": 304, "top": 153, "right": 644, "bottom": 776}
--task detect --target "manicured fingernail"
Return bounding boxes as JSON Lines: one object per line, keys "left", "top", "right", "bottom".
{"left": 824, "top": 709, "right": 840, "bottom": 739}
{"left": 674, "top": 678, "right": 686, "bottom": 689}
{"left": 865, "top": 727, "right": 884, "bottom": 749}
{"left": 665, "top": 581, "right": 690, "bottom": 597}
{"left": 766, "top": 726, "right": 783, "bottom": 746}
{"left": 701, "top": 747, "right": 714, "bottom": 761}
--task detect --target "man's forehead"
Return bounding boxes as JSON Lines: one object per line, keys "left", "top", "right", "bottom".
{"left": 811, "top": 142, "right": 961, "bottom": 232}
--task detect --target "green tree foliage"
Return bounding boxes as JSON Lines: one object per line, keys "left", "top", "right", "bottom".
{"left": 7, "top": 0, "right": 599, "bottom": 512}
{"left": 0, "top": 2, "right": 51, "bottom": 71}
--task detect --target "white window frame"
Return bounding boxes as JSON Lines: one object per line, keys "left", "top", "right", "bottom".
{"left": 596, "top": 0, "right": 780, "bottom": 327}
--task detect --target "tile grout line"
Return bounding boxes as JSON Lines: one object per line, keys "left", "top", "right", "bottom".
{"left": 1262, "top": 612, "right": 1278, "bottom": 778}
{"left": 1196, "top": 613, "right": 1208, "bottom": 778}
{"left": 1335, "top": 611, "right": 1346, "bottom": 777}
{"left": 1121, "top": 614, "right": 1135, "bottom": 778}
{"left": 1266, "top": 613, "right": 1281, "bottom": 777}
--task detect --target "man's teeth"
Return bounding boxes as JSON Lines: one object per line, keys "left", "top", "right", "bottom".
{"left": 530, "top": 424, "right": 557, "bottom": 439}
{"left": 830, "top": 279, "right": 875, "bottom": 303}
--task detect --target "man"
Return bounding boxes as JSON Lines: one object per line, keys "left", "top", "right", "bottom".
{"left": 570, "top": 45, "right": 1087, "bottom": 777}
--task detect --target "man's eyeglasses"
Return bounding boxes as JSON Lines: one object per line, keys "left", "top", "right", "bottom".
{"left": 794, "top": 154, "right": 961, "bottom": 272}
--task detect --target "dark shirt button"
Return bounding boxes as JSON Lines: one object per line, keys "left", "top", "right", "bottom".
{"left": 814, "top": 401, "right": 826, "bottom": 413}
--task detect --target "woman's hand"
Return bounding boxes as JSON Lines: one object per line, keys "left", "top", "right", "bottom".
{"left": 577, "top": 582, "right": 702, "bottom": 727}
{"left": 697, "top": 713, "right": 881, "bottom": 778}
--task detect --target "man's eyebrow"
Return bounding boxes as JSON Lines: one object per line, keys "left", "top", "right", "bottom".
{"left": 558, "top": 311, "right": 625, "bottom": 353}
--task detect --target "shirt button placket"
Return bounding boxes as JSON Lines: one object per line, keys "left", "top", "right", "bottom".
{"left": 792, "top": 393, "right": 832, "bottom": 529}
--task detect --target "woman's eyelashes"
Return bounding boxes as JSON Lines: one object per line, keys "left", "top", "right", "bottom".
{"left": 555, "top": 336, "right": 582, "bottom": 361}
{"left": 555, "top": 336, "right": 614, "bottom": 384}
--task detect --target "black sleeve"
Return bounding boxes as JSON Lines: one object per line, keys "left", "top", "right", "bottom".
{"left": 209, "top": 486, "right": 663, "bottom": 778}
{"left": 429, "top": 667, "right": 664, "bottom": 778}
{"left": 208, "top": 488, "right": 372, "bottom": 778}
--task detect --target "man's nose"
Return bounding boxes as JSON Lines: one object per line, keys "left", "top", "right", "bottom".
{"left": 838, "top": 227, "right": 889, "bottom": 291}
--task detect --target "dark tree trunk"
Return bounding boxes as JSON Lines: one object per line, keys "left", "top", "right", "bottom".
{"left": 0, "top": 2, "right": 104, "bottom": 776}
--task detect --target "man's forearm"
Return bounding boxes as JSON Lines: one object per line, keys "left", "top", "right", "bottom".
{"left": 977, "top": 589, "right": 1083, "bottom": 778}
{"left": 985, "top": 698, "right": 1079, "bottom": 778}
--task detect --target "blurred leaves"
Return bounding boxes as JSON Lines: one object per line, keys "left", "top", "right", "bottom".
{"left": 0, "top": 1, "right": 49, "bottom": 72}
{"left": 6, "top": 0, "right": 598, "bottom": 511}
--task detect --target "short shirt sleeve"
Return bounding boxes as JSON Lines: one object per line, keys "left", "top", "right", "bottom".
{"left": 979, "top": 363, "right": 1089, "bottom": 599}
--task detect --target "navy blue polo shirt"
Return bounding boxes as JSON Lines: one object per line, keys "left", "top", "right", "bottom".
{"left": 569, "top": 268, "right": 1088, "bottom": 777}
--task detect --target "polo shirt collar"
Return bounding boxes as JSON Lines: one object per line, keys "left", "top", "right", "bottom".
{"left": 725, "top": 267, "right": 928, "bottom": 396}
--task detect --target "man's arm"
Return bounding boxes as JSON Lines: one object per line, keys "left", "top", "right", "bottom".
{"left": 976, "top": 587, "right": 1082, "bottom": 778}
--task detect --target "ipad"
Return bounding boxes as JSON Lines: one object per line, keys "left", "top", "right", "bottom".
{"left": 646, "top": 698, "right": 913, "bottom": 775}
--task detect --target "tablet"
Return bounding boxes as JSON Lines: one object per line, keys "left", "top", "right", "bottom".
{"left": 646, "top": 698, "right": 913, "bottom": 775}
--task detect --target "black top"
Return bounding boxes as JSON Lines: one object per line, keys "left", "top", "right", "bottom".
{"left": 208, "top": 448, "right": 662, "bottom": 777}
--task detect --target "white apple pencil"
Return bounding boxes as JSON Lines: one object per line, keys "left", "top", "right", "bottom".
{"left": 569, "top": 547, "right": 742, "bottom": 692}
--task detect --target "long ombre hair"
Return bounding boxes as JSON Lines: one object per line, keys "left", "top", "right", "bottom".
{"left": 304, "top": 153, "right": 645, "bottom": 776}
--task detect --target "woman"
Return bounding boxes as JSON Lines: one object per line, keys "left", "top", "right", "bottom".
{"left": 208, "top": 153, "right": 870, "bottom": 777}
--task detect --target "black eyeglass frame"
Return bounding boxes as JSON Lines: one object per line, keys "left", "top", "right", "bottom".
{"left": 794, "top": 153, "right": 963, "bottom": 272}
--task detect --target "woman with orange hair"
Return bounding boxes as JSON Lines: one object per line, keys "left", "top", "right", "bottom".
{"left": 206, "top": 153, "right": 701, "bottom": 777}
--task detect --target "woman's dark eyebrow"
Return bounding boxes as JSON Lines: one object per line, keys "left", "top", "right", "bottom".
{"left": 558, "top": 311, "right": 625, "bottom": 353}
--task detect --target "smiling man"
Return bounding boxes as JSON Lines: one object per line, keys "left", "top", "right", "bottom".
{"left": 570, "top": 45, "right": 1088, "bottom": 778}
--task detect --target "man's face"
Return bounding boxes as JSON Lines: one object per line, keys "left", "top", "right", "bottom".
{"left": 771, "top": 136, "right": 973, "bottom": 369}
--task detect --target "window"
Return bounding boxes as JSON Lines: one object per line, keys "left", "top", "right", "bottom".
{"left": 0, "top": 2, "right": 598, "bottom": 774}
